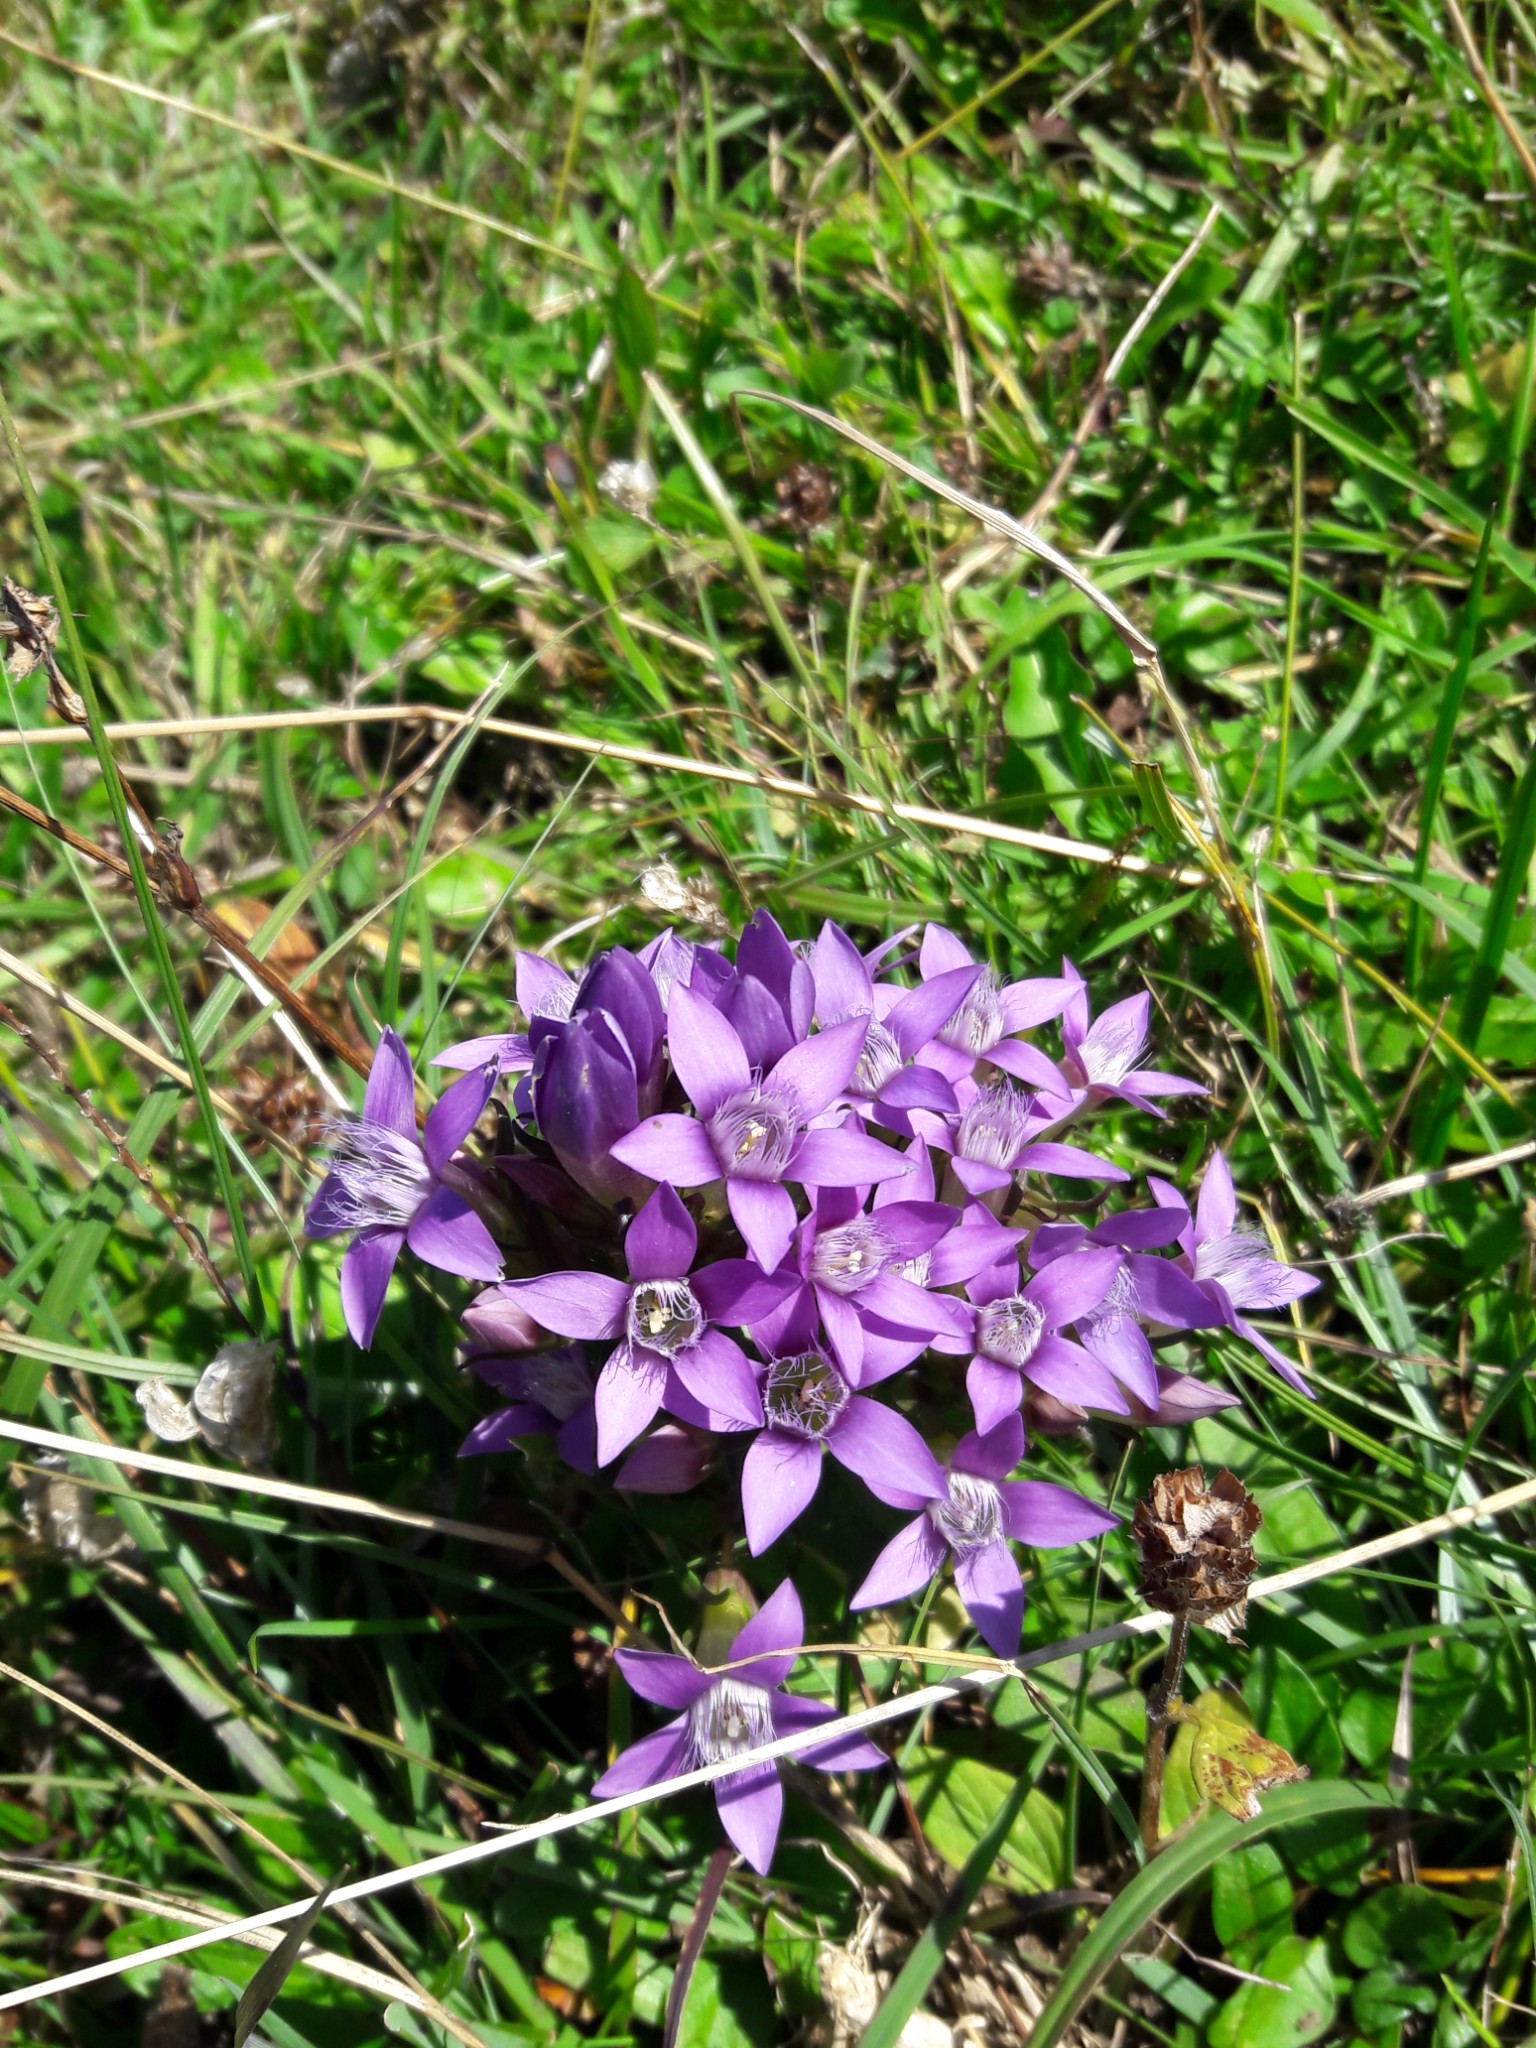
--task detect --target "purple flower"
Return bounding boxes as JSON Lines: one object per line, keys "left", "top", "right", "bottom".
{"left": 789, "top": 1187, "right": 971, "bottom": 1387}
{"left": 1031, "top": 1206, "right": 1225, "bottom": 1410}
{"left": 926, "top": 1080, "right": 1130, "bottom": 1202}
{"left": 609, "top": 984, "right": 909, "bottom": 1270}
{"left": 458, "top": 1345, "right": 596, "bottom": 1473}
{"left": 1055, "top": 965, "right": 1206, "bottom": 1117}
{"left": 638, "top": 930, "right": 732, "bottom": 1013}
{"left": 529, "top": 949, "right": 667, "bottom": 1208}
{"left": 739, "top": 1306, "right": 946, "bottom": 1552}
{"left": 808, "top": 920, "right": 980, "bottom": 1124}
{"left": 498, "top": 1183, "right": 790, "bottom": 1463}
{"left": 1151, "top": 1154, "right": 1318, "bottom": 1395}
{"left": 963, "top": 1246, "right": 1124, "bottom": 1433}
{"left": 910, "top": 926, "right": 1074, "bottom": 1092}
{"left": 615, "top": 1423, "right": 714, "bottom": 1494}
{"left": 431, "top": 951, "right": 577, "bottom": 1074}
{"left": 851, "top": 1414, "right": 1117, "bottom": 1655}
{"left": 594, "top": 1580, "right": 885, "bottom": 1873}
{"left": 306, "top": 1029, "right": 503, "bottom": 1348}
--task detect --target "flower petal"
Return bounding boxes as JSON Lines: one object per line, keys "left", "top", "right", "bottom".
{"left": 615, "top": 1424, "right": 712, "bottom": 1493}
{"left": 667, "top": 1329, "right": 763, "bottom": 1429}
{"left": 715, "top": 1763, "right": 783, "bottom": 1875}
{"left": 610, "top": 1113, "right": 721, "bottom": 1187}
{"left": 966, "top": 1356, "right": 1024, "bottom": 1436}
{"left": 811, "top": 919, "right": 875, "bottom": 1023}
{"left": 1194, "top": 1149, "right": 1236, "bottom": 1242}
{"left": 1001, "top": 1478, "right": 1118, "bottom": 1548}
{"left": 741, "top": 1431, "right": 822, "bottom": 1553}
{"left": 422, "top": 1062, "right": 498, "bottom": 1175}
{"left": 405, "top": 1185, "right": 504, "bottom": 1281}
{"left": 954, "top": 1541, "right": 1024, "bottom": 1659}
{"left": 1013, "top": 1142, "right": 1129, "bottom": 1183}
{"left": 624, "top": 1182, "right": 697, "bottom": 1283}
{"left": 666, "top": 981, "right": 751, "bottom": 1119}
{"left": 305, "top": 1170, "right": 352, "bottom": 1240}
{"left": 363, "top": 1028, "right": 418, "bottom": 1138}
{"left": 984, "top": 1039, "right": 1069, "bottom": 1093}
{"left": 1023, "top": 1245, "right": 1121, "bottom": 1328}
{"left": 516, "top": 952, "right": 578, "bottom": 1020}
{"left": 727, "top": 1178, "right": 799, "bottom": 1273}
{"left": 769, "top": 1015, "right": 869, "bottom": 1121}
{"left": 693, "top": 1259, "right": 797, "bottom": 1327}
{"left": 793, "top": 1126, "right": 913, "bottom": 1187}
{"left": 1026, "top": 1334, "right": 1129, "bottom": 1414}
{"left": 953, "top": 1412, "right": 1026, "bottom": 1482}
{"left": 875, "top": 1067, "right": 958, "bottom": 1115}
{"left": 829, "top": 1397, "right": 945, "bottom": 1502}
{"left": 1128, "top": 1253, "right": 1226, "bottom": 1330}
{"left": 594, "top": 1343, "right": 669, "bottom": 1464}
{"left": 339, "top": 1227, "right": 405, "bottom": 1348}
{"left": 1232, "top": 1313, "right": 1314, "bottom": 1396}
{"left": 593, "top": 1723, "right": 690, "bottom": 1799}
{"left": 727, "top": 1578, "right": 804, "bottom": 1689}
{"left": 458, "top": 1403, "right": 554, "bottom": 1456}
{"left": 999, "top": 976, "right": 1075, "bottom": 1031}
{"left": 431, "top": 1032, "right": 532, "bottom": 1072}
{"left": 615, "top": 1646, "right": 712, "bottom": 1709}
{"left": 851, "top": 1514, "right": 946, "bottom": 1609}
{"left": 773, "top": 1693, "right": 887, "bottom": 1772}
{"left": 504, "top": 1270, "right": 629, "bottom": 1339}
{"left": 887, "top": 963, "right": 981, "bottom": 1059}
{"left": 918, "top": 924, "right": 973, "bottom": 977}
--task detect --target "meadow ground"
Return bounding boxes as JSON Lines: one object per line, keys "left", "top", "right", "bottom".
{"left": 1, "top": 1, "right": 1535, "bottom": 2043}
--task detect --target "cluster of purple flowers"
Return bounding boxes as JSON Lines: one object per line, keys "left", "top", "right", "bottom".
{"left": 306, "top": 913, "right": 1318, "bottom": 1871}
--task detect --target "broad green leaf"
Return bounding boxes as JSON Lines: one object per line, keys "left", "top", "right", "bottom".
{"left": 904, "top": 1750, "right": 1062, "bottom": 1894}
{"left": 1208, "top": 1934, "right": 1338, "bottom": 2048}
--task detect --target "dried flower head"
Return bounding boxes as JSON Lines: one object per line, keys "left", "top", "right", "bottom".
{"left": 1131, "top": 1464, "right": 1261, "bottom": 1638}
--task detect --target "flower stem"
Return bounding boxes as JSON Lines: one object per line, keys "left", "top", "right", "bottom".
{"left": 1138, "top": 1612, "right": 1190, "bottom": 1859}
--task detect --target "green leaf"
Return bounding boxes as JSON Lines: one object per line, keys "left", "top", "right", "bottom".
{"left": 1211, "top": 1842, "right": 1295, "bottom": 1970}
{"left": 1343, "top": 1887, "right": 1456, "bottom": 1974}
{"left": 1026, "top": 1782, "right": 1390, "bottom": 2048}
{"left": 610, "top": 263, "right": 658, "bottom": 394}
{"left": 903, "top": 1750, "right": 1062, "bottom": 1894}
{"left": 234, "top": 1874, "right": 340, "bottom": 2046}
{"left": 1208, "top": 1934, "right": 1338, "bottom": 2048}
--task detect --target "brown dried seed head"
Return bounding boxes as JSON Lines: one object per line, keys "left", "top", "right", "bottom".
{"left": 1131, "top": 1464, "right": 1261, "bottom": 1638}
{"left": 775, "top": 460, "right": 835, "bottom": 531}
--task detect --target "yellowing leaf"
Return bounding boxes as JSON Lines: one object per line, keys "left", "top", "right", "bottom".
{"left": 1162, "top": 1690, "right": 1308, "bottom": 1833}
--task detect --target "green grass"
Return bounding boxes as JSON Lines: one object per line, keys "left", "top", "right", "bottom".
{"left": 1, "top": 0, "right": 1534, "bottom": 2041}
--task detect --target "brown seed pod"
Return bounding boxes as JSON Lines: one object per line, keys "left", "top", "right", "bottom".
{"left": 1131, "top": 1464, "right": 1261, "bottom": 1639}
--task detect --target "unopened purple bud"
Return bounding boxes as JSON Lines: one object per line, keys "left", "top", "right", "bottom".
{"left": 533, "top": 1012, "right": 653, "bottom": 1208}
{"left": 462, "top": 1286, "right": 543, "bottom": 1353}
{"left": 576, "top": 949, "right": 665, "bottom": 1112}
{"left": 615, "top": 1424, "right": 712, "bottom": 1494}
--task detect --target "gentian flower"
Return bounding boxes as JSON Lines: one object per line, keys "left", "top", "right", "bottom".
{"left": 609, "top": 984, "right": 909, "bottom": 1270}
{"left": 1151, "top": 1153, "right": 1318, "bottom": 1394}
{"left": 808, "top": 920, "right": 980, "bottom": 1123}
{"left": 306, "top": 1029, "right": 503, "bottom": 1348}
{"left": 594, "top": 1580, "right": 885, "bottom": 1874}
{"left": 962, "top": 1246, "right": 1124, "bottom": 1432}
{"left": 851, "top": 1414, "right": 1117, "bottom": 1655}
{"left": 498, "top": 1183, "right": 788, "bottom": 1462}
{"left": 458, "top": 1345, "right": 596, "bottom": 1472}
{"left": 431, "top": 952, "right": 576, "bottom": 1073}
{"left": 910, "top": 926, "right": 1074, "bottom": 1092}
{"left": 1031, "top": 1207, "right": 1223, "bottom": 1409}
{"left": 615, "top": 1423, "right": 714, "bottom": 1494}
{"left": 529, "top": 949, "right": 667, "bottom": 1208}
{"left": 789, "top": 1187, "right": 971, "bottom": 1387}
{"left": 739, "top": 1303, "right": 946, "bottom": 1552}
{"left": 926, "top": 1080, "right": 1129, "bottom": 1202}
{"left": 1053, "top": 965, "right": 1206, "bottom": 1117}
